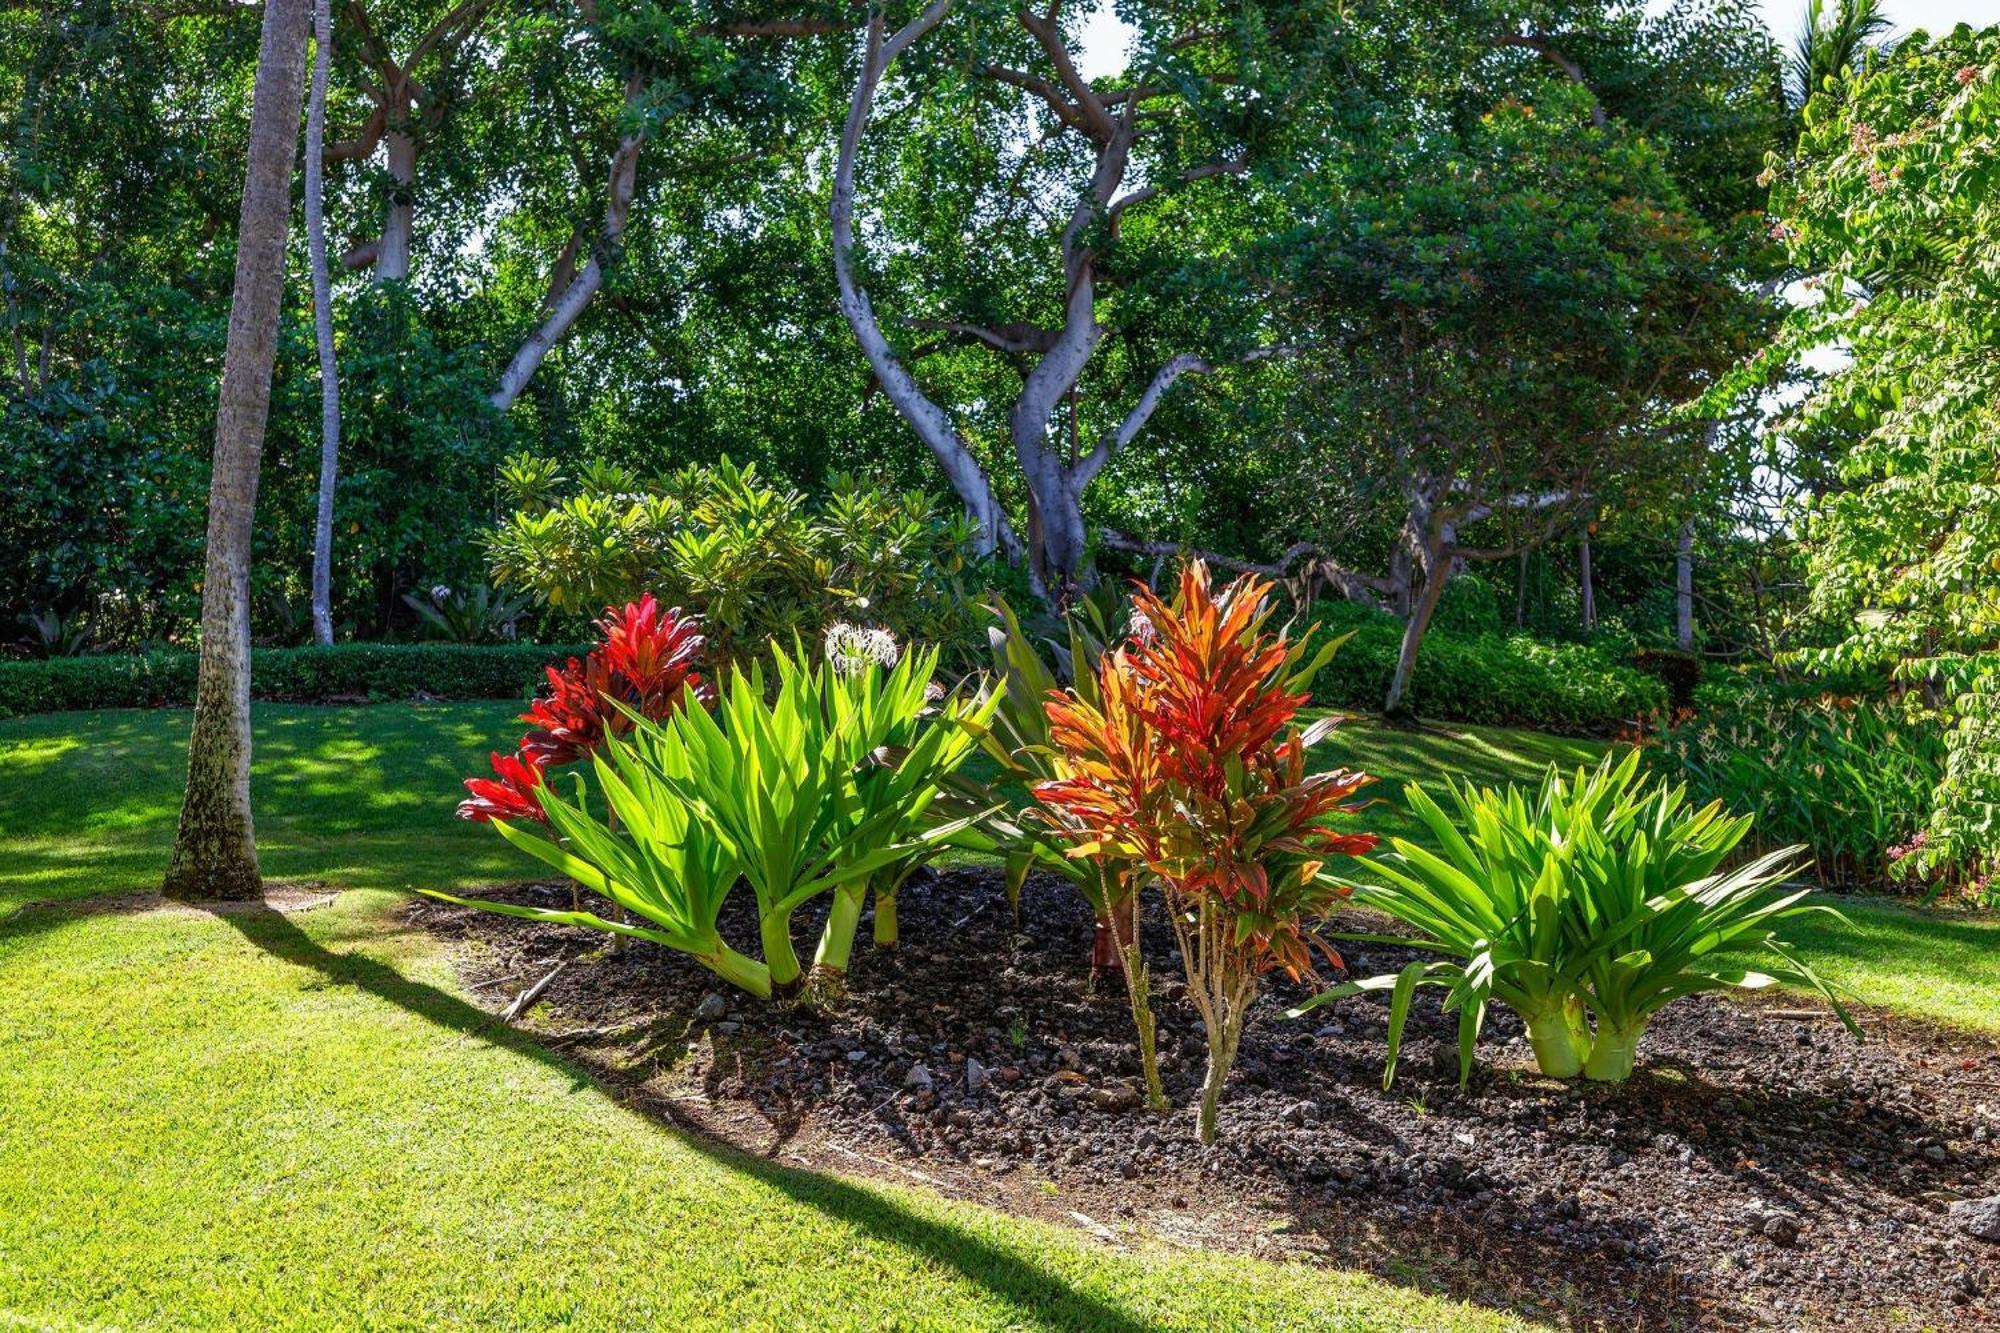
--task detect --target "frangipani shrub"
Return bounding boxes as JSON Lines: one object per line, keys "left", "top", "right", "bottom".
{"left": 1298, "top": 751, "right": 1859, "bottom": 1085}
{"left": 1034, "top": 562, "right": 1377, "bottom": 1142}
{"left": 486, "top": 454, "right": 985, "bottom": 668}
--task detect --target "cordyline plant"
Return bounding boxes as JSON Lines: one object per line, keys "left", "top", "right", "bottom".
{"left": 973, "top": 596, "right": 1162, "bottom": 1108}
{"left": 1033, "top": 562, "right": 1377, "bottom": 1143}
{"left": 1296, "top": 751, "right": 1860, "bottom": 1086}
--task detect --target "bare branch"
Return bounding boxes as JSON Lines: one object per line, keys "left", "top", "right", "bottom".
{"left": 1107, "top": 156, "right": 1248, "bottom": 221}
{"left": 906, "top": 318, "right": 1061, "bottom": 355}
{"left": 1075, "top": 352, "right": 1212, "bottom": 485}
{"left": 982, "top": 64, "right": 1086, "bottom": 130}
{"left": 1018, "top": 6, "right": 1116, "bottom": 140}
{"left": 829, "top": 2, "right": 1019, "bottom": 559}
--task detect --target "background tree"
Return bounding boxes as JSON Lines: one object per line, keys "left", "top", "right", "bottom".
{"left": 1262, "top": 77, "right": 1762, "bottom": 712}
{"left": 1752, "top": 24, "right": 1999, "bottom": 879}
{"left": 828, "top": 0, "right": 1339, "bottom": 595}
{"left": 162, "top": 0, "right": 312, "bottom": 901}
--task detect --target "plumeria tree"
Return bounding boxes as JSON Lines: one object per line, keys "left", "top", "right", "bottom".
{"left": 1752, "top": 25, "right": 2000, "bottom": 883}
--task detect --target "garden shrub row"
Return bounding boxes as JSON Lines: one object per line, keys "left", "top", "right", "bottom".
{"left": 0, "top": 643, "right": 588, "bottom": 718}
{"left": 1301, "top": 601, "right": 1666, "bottom": 733}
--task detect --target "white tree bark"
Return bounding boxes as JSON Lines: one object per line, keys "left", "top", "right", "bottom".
{"left": 307, "top": 0, "right": 341, "bottom": 646}
{"left": 490, "top": 119, "right": 642, "bottom": 412}
{"left": 1676, "top": 518, "right": 1695, "bottom": 652}
{"left": 829, "top": 4, "right": 1020, "bottom": 561}
{"left": 374, "top": 102, "right": 415, "bottom": 282}
{"left": 1579, "top": 528, "right": 1597, "bottom": 630}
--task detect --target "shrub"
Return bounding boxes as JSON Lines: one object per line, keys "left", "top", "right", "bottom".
{"left": 1298, "top": 752, "right": 1857, "bottom": 1085}
{"left": 1647, "top": 686, "right": 1950, "bottom": 892}
{"left": 1032, "top": 563, "right": 1378, "bottom": 1142}
{"left": 1301, "top": 601, "right": 1665, "bottom": 733}
{"left": 974, "top": 596, "right": 1165, "bottom": 1108}
{"left": 0, "top": 642, "right": 590, "bottom": 718}
{"left": 486, "top": 454, "right": 987, "bottom": 668}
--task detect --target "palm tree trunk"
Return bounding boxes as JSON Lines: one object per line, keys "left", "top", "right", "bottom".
{"left": 162, "top": 0, "right": 311, "bottom": 902}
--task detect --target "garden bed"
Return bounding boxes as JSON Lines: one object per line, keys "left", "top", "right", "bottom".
{"left": 412, "top": 869, "right": 2000, "bottom": 1330}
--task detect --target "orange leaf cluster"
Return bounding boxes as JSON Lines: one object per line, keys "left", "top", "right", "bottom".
{"left": 1033, "top": 564, "right": 1378, "bottom": 980}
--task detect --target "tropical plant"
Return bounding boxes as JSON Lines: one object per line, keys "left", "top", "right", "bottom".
{"left": 16, "top": 608, "right": 93, "bottom": 659}
{"left": 1745, "top": 26, "right": 2000, "bottom": 891}
{"left": 808, "top": 630, "right": 1000, "bottom": 984}
{"left": 440, "top": 729, "right": 764, "bottom": 994}
{"left": 973, "top": 595, "right": 1166, "bottom": 1110}
{"left": 1033, "top": 563, "right": 1376, "bottom": 1142}
{"left": 486, "top": 455, "right": 984, "bottom": 667}
{"left": 438, "top": 607, "right": 988, "bottom": 1000}
{"left": 1648, "top": 687, "right": 1948, "bottom": 891}
{"left": 1788, "top": 0, "right": 1895, "bottom": 106}
{"left": 1299, "top": 752, "right": 1859, "bottom": 1086}
{"left": 400, "top": 582, "right": 532, "bottom": 644}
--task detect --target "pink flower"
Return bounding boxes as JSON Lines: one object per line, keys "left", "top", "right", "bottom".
{"left": 1957, "top": 65, "right": 1980, "bottom": 86}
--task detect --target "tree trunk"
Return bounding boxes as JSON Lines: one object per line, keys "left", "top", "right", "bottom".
{"left": 162, "top": 0, "right": 311, "bottom": 902}
{"left": 1579, "top": 529, "right": 1597, "bottom": 631}
{"left": 306, "top": 0, "right": 340, "bottom": 647}
{"left": 829, "top": 9, "right": 1019, "bottom": 562}
{"left": 374, "top": 91, "right": 414, "bottom": 282}
{"left": 1515, "top": 550, "right": 1528, "bottom": 628}
{"left": 1384, "top": 532, "right": 1450, "bottom": 717}
{"left": 1675, "top": 519, "right": 1695, "bottom": 653}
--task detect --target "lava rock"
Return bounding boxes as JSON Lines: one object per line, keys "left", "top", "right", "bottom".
{"left": 1949, "top": 1196, "right": 2000, "bottom": 1242}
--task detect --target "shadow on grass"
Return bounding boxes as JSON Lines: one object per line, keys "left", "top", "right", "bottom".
{"left": 207, "top": 900, "right": 1156, "bottom": 1333}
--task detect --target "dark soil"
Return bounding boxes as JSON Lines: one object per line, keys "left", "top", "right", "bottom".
{"left": 410, "top": 868, "right": 2000, "bottom": 1331}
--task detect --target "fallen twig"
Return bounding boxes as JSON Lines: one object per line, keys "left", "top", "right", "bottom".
{"left": 502, "top": 961, "right": 568, "bottom": 1023}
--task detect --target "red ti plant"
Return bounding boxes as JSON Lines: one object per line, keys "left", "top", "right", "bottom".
{"left": 458, "top": 749, "right": 550, "bottom": 824}
{"left": 519, "top": 594, "right": 707, "bottom": 767}
{"left": 458, "top": 596, "right": 707, "bottom": 908}
{"left": 1033, "top": 562, "right": 1377, "bottom": 1143}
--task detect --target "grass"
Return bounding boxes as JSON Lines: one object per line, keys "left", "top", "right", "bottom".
{"left": 0, "top": 889, "right": 1521, "bottom": 1331}
{"left": 3, "top": 703, "right": 1995, "bottom": 1033}
{"left": 0, "top": 702, "right": 525, "bottom": 915}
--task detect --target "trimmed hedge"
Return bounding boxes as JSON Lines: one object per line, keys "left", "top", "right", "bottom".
{"left": 1303, "top": 603, "right": 1666, "bottom": 734}
{"left": 0, "top": 643, "right": 589, "bottom": 719}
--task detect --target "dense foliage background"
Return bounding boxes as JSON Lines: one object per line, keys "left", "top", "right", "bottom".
{"left": 2, "top": 0, "right": 1994, "bottom": 891}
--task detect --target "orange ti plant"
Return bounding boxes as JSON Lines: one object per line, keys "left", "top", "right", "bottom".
{"left": 1033, "top": 562, "right": 1377, "bottom": 1143}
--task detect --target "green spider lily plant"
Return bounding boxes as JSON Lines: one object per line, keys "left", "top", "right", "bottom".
{"left": 431, "top": 642, "right": 991, "bottom": 1003}
{"left": 1294, "top": 750, "right": 1859, "bottom": 1086}
{"left": 806, "top": 642, "right": 1001, "bottom": 979}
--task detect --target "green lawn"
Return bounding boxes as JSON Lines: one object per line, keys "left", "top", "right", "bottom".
{"left": 4, "top": 702, "right": 1996, "bottom": 1032}
{"left": 0, "top": 702, "right": 525, "bottom": 915}
{"left": 2, "top": 701, "right": 1995, "bottom": 1329}
{"left": 0, "top": 889, "right": 1519, "bottom": 1332}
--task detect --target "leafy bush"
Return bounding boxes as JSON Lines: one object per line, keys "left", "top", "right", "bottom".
{"left": 1303, "top": 601, "right": 1666, "bottom": 732}
{"left": 400, "top": 583, "right": 533, "bottom": 644}
{"left": 1032, "top": 564, "right": 1378, "bottom": 1142}
{"left": 0, "top": 643, "right": 590, "bottom": 717}
{"left": 1299, "top": 752, "right": 1856, "bottom": 1085}
{"left": 1647, "top": 687, "right": 1949, "bottom": 891}
{"left": 486, "top": 454, "right": 987, "bottom": 667}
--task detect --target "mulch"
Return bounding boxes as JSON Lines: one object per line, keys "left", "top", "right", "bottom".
{"left": 408, "top": 867, "right": 2000, "bottom": 1330}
